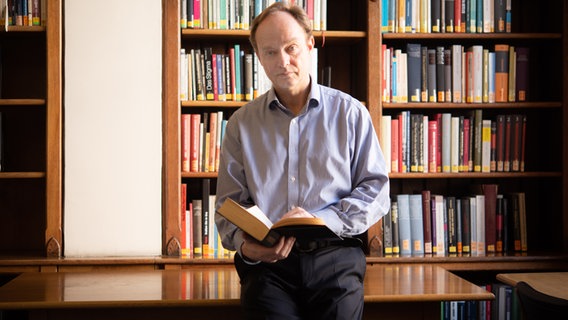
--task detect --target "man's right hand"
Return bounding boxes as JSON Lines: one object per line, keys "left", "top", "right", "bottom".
{"left": 241, "top": 233, "right": 296, "bottom": 263}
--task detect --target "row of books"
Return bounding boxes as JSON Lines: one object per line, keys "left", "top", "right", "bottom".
{"left": 381, "top": 0, "right": 512, "bottom": 34}
{"left": 1, "top": 0, "right": 45, "bottom": 27}
{"left": 442, "top": 283, "right": 521, "bottom": 320}
{"left": 180, "top": 0, "right": 328, "bottom": 31}
{"left": 380, "top": 110, "right": 526, "bottom": 174}
{"left": 181, "top": 179, "right": 236, "bottom": 258}
{"left": 383, "top": 187, "right": 527, "bottom": 257}
{"left": 181, "top": 111, "right": 228, "bottom": 173}
{"left": 180, "top": 46, "right": 269, "bottom": 102}
{"left": 383, "top": 43, "right": 528, "bottom": 104}
{"left": 181, "top": 45, "right": 318, "bottom": 102}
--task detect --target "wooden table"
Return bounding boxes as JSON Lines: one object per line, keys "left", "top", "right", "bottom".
{"left": 0, "top": 264, "right": 493, "bottom": 320}
{"left": 496, "top": 272, "right": 568, "bottom": 300}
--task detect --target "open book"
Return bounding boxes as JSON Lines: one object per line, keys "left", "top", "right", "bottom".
{"left": 217, "top": 198, "right": 342, "bottom": 247}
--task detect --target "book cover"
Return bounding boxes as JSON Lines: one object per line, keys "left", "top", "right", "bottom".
{"left": 428, "top": 120, "right": 438, "bottom": 173}
{"left": 181, "top": 114, "right": 191, "bottom": 172}
{"left": 391, "top": 200, "right": 400, "bottom": 254}
{"left": 436, "top": 46, "right": 445, "bottom": 102}
{"left": 473, "top": 109, "right": 483, "bottom": 172}
{"left": 397, "top": 194, "right": 412, "bottom": 256}
{"left": 508, "top": 46, "right": 516, "bottom": 102}
{"left": 431, "top": 0, "right": 441, "bottom": 32}
{"left": 202, "top": 179, "right": 211, "bottom": 256}
{"left": 383, "top": 204, "right": 393, "bottom": 255}
{"left": 494, "top": 0, "right": 506, "bottom": 32}
{"left": 454, "top": 0, "right": 462, "bottom": 32}
{"left": 481, "top": 119, "right": 492, "bottom": 173}
{"left": 515, "top": 47, "right": 529, "bottom": 101}
{"left": 190, "top": 114, "right": 201, "bottom": 172}
{"left": 441, "top": 113, "right": 451, "bottom": 173}
{"left": 203, "top": 47, "right": 214, "bottom": 100}
{"left": 475, "top": 194, "right": 486, "bottom": 256}
{"left": 217, "top": 198, "right": 341, "bottom": 247}
{"left": 450, "top": 116, "right": 460, "bottom": 173}
{"left": 391, "top": 118, "right": 399, "bottom": 172}
{"left": 406, "top": 43, "right": 422, "bottom": 102}
{"left": 496, "top": 194, "right": 505, "bottom": 253}
{"left": 494, "top": 44, "right": 509, "bottom": 102}
{"left": 421, "top": 46, "right": 428, "bottom": 102}
{"left": 192, "top": 199, "right": 203, "bottom": 256}
{"left": 444, "top": 48, "right": 452, "bottom": 102}
{"left": 488, "top": 51, "right": 496, "bottom": 103}
{"left": 451, "top": 44, "right": 463, "bottom": 103}
{"left": 482, "top": 184, "right": 498, "bottom": 253}
{"left": 427, "top": 48, "right": 437, "bottom": 102}
{"left": 445, "top": 0, "right": 455, "bottom": 32}
{"left": 409, "top": 194, "right": 425, "bottom": 256}
{"left": 490, "top": 120, "right": 497, "bottom": 172}
{"left": 244, "top": 53, "right": 253, "bottom": 101}
{"left": 496, "top": 114, "right": 505, "bottom": 171}
{"left": 447, "top": 196, "right": 457, "bottom": 254}
{"left": 433, "top": 194, "right": 446, "bottom": 256}
{"left": 421, "top": 190, "right": 433, "bottom": 254}
{"left": 460, "top": 196, "right": 471, "bottom": 254}
{"left": 511, "top": 114, "right": 522, "bottom": 172}
{"left": 381, "top": 115, "right": 392, "bottom": 172}
{"left": 410, "top": 113, "right": 423, "bottom": 172}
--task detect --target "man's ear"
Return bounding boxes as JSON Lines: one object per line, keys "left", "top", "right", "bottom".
{"left": 307, "top": 36, "right": 315, "bottom": 51}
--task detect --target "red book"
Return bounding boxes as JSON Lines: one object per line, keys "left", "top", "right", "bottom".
{"left": 181, "top": 183, "right": 189, "bottom": 256}
{"left": 504, "top": 114, "right": 512, "bottom": 172}
{"left": 454, "top": 0, "right": 462, "bottom": 32}
{"left": 190, "top": 114, "right": 201, "bottom": 172}
{"left": 496, "top": 115, "right": 505, "bottom": 172}
{"left": 511, "top": 114, "right": 522, "bottom": 172}
{"left": 391, "top": 118, "right": 399, "bottom": 173}
{"left": 229, "top": 48, "right": 236, "bottom": 101}
{"left": 490, "top": 121, "right": 497, "bottom": 172}
{"left": 208, "top": 112, "right": 218, "bottom": 172}
{"left": 520, "top": 115, "right": 527, "bottom": 172}
{"left": 435, "top": 113, "right": 443, "bottom": 172}
{"left": 181, "top": 114, "right": 191, "bottom": 172}
{"left": 428, "top": 120, "right": 437, "bottom": 173}
{"left": 462, "top": 117, "right": 470, "bottom": 172}
{"left": 482, "top": 184, "right": 498, "bottom": 254}
{"left": 211, "top": 53, "right": 219, "bottom": 101}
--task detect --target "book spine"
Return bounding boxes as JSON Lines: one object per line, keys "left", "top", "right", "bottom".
{"left": 422, "top": 190, "right": 433, "bottom": 254}
{"left": 494, "top": 44, "right": 509, "bottom": 102}
{"left": 397, "top": 194, "right": 412, "bottom": 256}
{"left": 409, "top": 194, "right": 425, "bottom": 256}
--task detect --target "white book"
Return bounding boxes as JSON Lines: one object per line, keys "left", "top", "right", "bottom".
{"left": 381, "top": 115, "right": 392, "bottom": 173}
{"left": 422, "top": 115, "right": 428, "bottom": 173}
{"left": 471, "top": 45, "right": 483, "bottom": 103}
{"left": 441, "top": 113, "right": 452, "bottom": 173}
{"left": 450, "top": 116, "right": 460, "bottom": 173}
{"left": 434, "top": 195, "right": 446, "bottom": 256}
{"left": 488, "top": 52, "right": 496, "bottom": 103}
{"left": 470, "top": 196, "right": 477, "bottom": 256}
{"left": 476, "top": 195, "right": 486, "bottom": 256}
{"left": 452, "top": 45, "right": 463, "bottom": 103}
{"left": 483, "top": 0, "right": 493, "bottom": 33}
{"left": 180, "top": 49, "right": 188, "bottom": 101}
{"left": 313, "top": 0, "right": 321, "bottom": 31}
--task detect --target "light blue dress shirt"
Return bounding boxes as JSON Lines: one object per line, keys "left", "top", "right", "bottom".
{"left": 215, "top": 79, "right": 390, "bottom": 254}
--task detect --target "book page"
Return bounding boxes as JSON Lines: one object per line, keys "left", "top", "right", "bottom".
{"left": 246, "top": 205, "right": 273, "bottom": 229}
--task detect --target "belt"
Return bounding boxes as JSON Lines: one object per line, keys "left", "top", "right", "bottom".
{"left": 293, "top": 237, "right": 363, "bottom": 253}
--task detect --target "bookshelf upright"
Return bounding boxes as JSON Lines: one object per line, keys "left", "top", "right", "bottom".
{"left": 0, "top": 0, "right": 62, "bottom": 258}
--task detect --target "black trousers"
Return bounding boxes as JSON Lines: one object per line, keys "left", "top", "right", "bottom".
{"left": 234, "top": 246, "right": 366, "bottom": 320}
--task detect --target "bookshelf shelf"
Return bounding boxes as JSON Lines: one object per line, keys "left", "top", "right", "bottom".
{"left": 0, "top": 172, "right": 46, "bottom": 179}
{"left": 2, "top": 26, "right": 46, "bottom": 32}
{"left": 182, "top": 100, "right": 245, "bottom": 108}
{"left": 382, "top": 33, "right": 562, "bottom": 41}
{"left": 0, "top": 99, "right": 46, "bottom": 106}
{"left": 383, "top": 102, "right": 562, "bottom": 110}
{"left": 389, "top": 172, "right": 562, "bottom": 179}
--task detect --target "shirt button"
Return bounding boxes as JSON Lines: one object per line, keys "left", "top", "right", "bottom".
{"left": 290, "top": 176, "right": 296, "bottom": 182}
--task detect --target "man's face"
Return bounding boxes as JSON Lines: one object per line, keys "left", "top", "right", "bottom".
{"left": 255, "top": 11, "right": 314, "bottom": 95}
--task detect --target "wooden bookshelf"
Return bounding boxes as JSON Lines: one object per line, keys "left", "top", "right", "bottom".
{"left": 377, "top": 0, "right": 568, "bottom": 269}
{"left": 0, "top": 0, "right": 62, "bottom": 258}
{"left": 162, "top": 0, "right": 568, "bottom": 274}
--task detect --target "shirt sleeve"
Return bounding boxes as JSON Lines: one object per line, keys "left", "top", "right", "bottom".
{"left": 312, "top": 103, "right": 391, "bottom": 238}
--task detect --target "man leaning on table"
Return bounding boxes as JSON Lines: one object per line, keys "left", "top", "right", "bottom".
{"left": 215, "top": 2, "right": 390, "bottom": 319}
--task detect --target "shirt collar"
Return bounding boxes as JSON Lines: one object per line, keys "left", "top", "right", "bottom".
{"left": 268, "top": 77, "right": 321, "bottom": 114}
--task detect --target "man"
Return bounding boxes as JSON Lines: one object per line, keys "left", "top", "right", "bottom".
{"left": 215, "top": 3, "right": 390, "bottom": 319}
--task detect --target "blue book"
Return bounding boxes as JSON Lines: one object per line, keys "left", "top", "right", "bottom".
{"left": 397, "top": 194, "right": 412, "bottom": 256}
{"left": 409, "top": 194, "right": 425, "bottom": 256}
